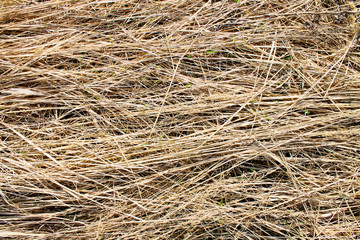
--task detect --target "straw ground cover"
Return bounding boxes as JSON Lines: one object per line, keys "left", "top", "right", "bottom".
{"left": 1, "top": 0, "right": 360, "bottom": 239}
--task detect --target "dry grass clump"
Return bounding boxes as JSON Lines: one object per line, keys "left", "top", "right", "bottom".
{"left": 1, "top": 0, "right": 360, "bottom": 239}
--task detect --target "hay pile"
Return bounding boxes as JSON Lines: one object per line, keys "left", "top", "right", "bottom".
{"left": 1, "top": 0, "right": 360, "bottom": 239}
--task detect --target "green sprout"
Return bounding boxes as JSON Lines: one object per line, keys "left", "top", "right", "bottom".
{"left": 304, "top": 110, "right": 310, "bottom": 116}
{"left": 205, "top": 50, "right": 218, "bottom": 54}
{"left": 284, "top": 55, "right": 294, "bottom": 60}
{"left": 185, "top": 84, "right": 192, "bottom": 88}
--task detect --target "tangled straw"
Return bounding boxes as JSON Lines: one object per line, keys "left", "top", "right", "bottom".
{"left": 1, "top": 0, "right": 360, "bottom": 239}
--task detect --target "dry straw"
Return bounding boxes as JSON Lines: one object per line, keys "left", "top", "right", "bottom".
{"left": 1, "top": 0, "right": 360, "bottom": 239}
